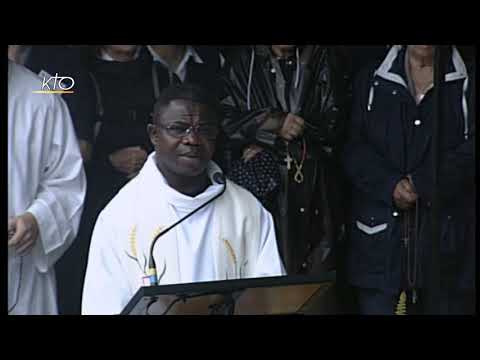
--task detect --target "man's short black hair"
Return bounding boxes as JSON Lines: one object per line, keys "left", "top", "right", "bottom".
{"left": 153, "top": 83, "right": 223, "bottom": 124}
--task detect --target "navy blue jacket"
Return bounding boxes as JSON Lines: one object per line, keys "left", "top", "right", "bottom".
{"left": 343, "top": 46, "right": 475, "bottom": 292}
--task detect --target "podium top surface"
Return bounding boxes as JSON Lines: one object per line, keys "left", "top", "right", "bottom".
{"left": 121, "top": 272, "right": 336, "bottom": 315}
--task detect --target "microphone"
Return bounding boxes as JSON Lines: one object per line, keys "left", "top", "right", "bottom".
{"left": 145, "top": 172, "right": 227, "bottom": 286}
{"left": 213, "top": 172, "right": 226, "bottom": 185}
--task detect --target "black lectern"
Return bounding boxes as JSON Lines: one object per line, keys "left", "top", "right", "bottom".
{"left": 121, "top": 272, "right": 336, "bottom": 315}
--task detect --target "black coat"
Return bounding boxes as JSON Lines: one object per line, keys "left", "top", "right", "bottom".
{"left": 343, "top": 46, "right": 475, "bottom": 292}
{"left": 87, "top": 47, "right": 170, "bottom": 212}
{"left": 184, "top": 46, "right": 225, "bottom": 97}
{"left": 222, "top": 45, "right": 349, "bottom": 274}
{"left": 222, "top": 45, "right": 348, "bottom": 151}
{"left": 151, "top": 45, "right": 225, "bottom": 98}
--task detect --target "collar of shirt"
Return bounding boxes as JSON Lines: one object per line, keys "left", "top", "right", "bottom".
{"left": 147, "top": 45, "right": 204, "bottom": 82}
{"left": 99, "top": 47, "right": 142, "bottom": 62}
{"left": 142, "top": 153, "right": 223, "bottom": 212}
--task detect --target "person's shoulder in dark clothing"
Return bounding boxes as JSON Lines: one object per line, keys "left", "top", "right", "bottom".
{"left": 457, "top": 45, "right": 475, "bottom": 64}
{"left": 184, "top": 46, "right": 226, "bottom": 98}
{"left": 217, "top": 46, "right": 249, "bottom": 67}
{"left": 192, "top": 46, "right": 222, "bottom": 68}
{"left": 352, "top": 51, "right": 387, "bottom": 86}
{"left": 25, "top": 45, "right": 67, "bottom": 73}
{"left": 222, "top": 46, "right": 253, "bottom": 69}
{"left": 347, "top": 46, "right": 389, "bottom": 77}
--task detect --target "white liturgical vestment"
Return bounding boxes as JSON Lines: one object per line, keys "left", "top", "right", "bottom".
{"left": 82, "top": 154, "right": 285, "bottom": 315}
{"left": 8, "top": 61, "right": 86, "bottom": 315}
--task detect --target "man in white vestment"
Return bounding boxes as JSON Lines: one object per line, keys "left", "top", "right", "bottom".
{"left": 82, "top": 83, "right": 286, "bottom": 315}
{"left": 8, "top": 61, "right": 86, "bottom": 315}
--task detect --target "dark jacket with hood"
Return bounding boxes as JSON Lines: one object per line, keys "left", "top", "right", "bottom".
{"left": 343, "top": 45, "right": 475, "bottom": 292}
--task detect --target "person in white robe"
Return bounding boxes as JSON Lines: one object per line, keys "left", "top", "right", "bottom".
{"left": 82, "top": 83, "right": 286, "bottom": 315}
{"left": 8, "top": 61, "right": 86, "bottom": 315}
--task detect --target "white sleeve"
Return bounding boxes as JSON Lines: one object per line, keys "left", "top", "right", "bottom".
{"left": 252, "top": 205, "right": 287, "bottom": 277}
{"left": 82, "top": 214, "right": 132, "bottom": 315}
{"left": 27, "top": 94, "right": 86, "bottom": 273}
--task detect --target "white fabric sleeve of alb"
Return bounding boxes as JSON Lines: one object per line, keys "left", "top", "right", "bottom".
{"left": 27, "top": 94, "right": 86, "bottom": 273}
{"left": 252, "top": 203, "right": 287, "bottom": 277}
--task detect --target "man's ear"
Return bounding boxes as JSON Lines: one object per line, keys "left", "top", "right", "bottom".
{"left": 147, "top": 124, "right": 158, "bottom": 146}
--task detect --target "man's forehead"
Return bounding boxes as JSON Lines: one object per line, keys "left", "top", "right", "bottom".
{"left": 165, "top": 99, "right": 203, "bottom": 113}
{"left": 159, "top": 99, "right": 215, "bottom": 121}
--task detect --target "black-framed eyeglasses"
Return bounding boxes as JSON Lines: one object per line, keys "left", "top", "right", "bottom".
{"left": 157, "top": 123, "right": 219, "bottom": 140}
